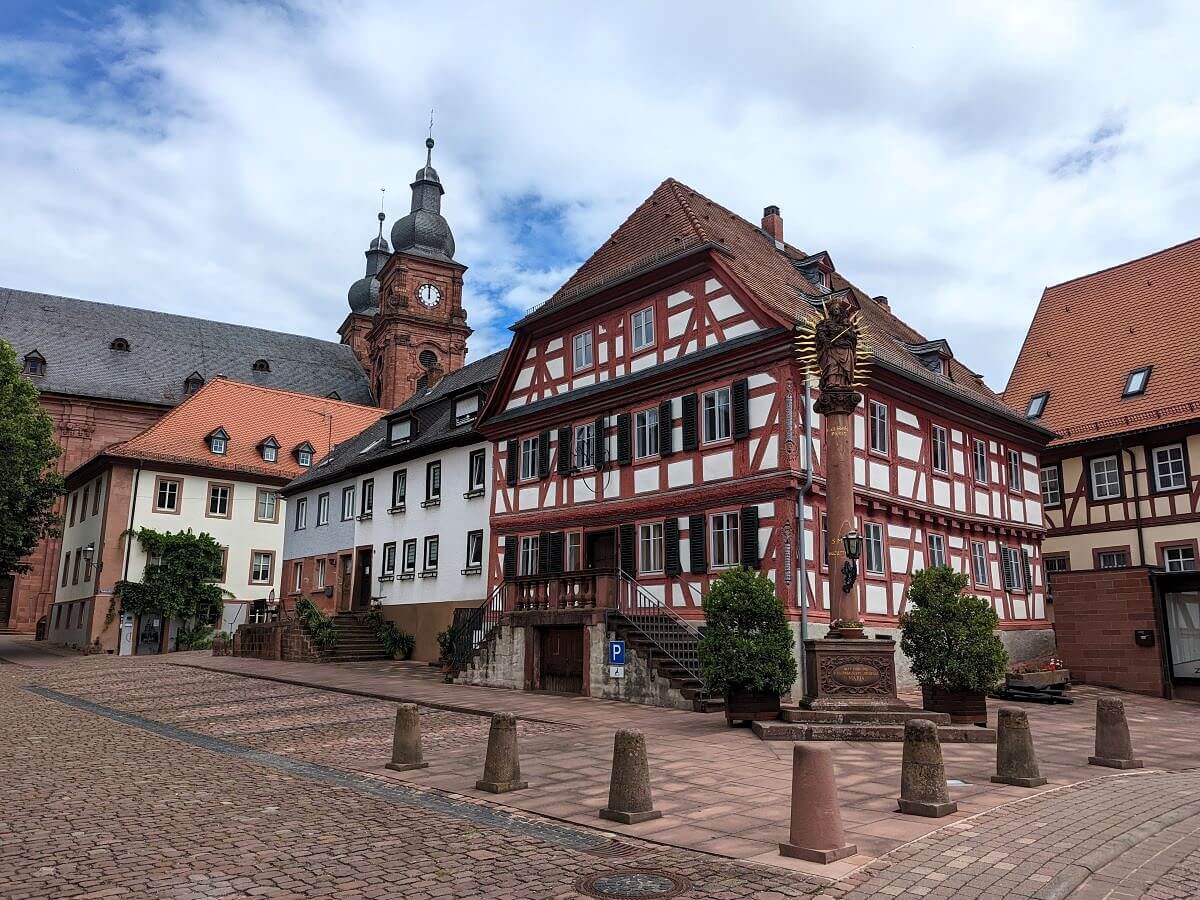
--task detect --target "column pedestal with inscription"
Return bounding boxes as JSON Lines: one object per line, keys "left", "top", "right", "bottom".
{"left": 800, "top": 637, "right": 909, "bottom": 712}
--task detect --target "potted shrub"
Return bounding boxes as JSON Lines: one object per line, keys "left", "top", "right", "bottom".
{"left": 899, "top": 566, "right": 1008, "bottom": 725}
{"left": 699, "top": 568, "right": 797, "bottom": 726}
{"left": 831, "top": 618, "right": 865, "bottom": 639}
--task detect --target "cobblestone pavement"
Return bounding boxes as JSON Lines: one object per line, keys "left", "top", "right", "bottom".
{"left": 4, "top": 642, "right": 1200, "bottom": 899}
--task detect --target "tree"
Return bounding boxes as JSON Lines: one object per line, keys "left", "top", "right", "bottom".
{"left": 114, "top": 528, "right": 226, "bottom": 625}
{"left": 698, "top": 568, "right": 797, "bottom": 696}
{"left": 0, "top": 340, "right": 64, "bottom": 579}
{"left": 899, "top": 566, "right": 1008, "bottom": 693}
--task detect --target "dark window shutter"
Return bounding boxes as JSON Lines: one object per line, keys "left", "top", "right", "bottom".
{"left": 740, "top": 505, "right": 760, "bottom": 569}
{"left": 658, "top": 399, "right": 674, "bottom": 456}
{"left": 537, "top": 430, "right": 551, "bottom": 479}
{"left": 557, "top": 427, "right": 572, "bottom": 475}
{"left": 681, "top": 393, "right": 699, "bottom": 451}
{"left": 538, "top": 531, "right": 552, "bottom": 574}
{"left": 594, "top": 416, "right": 607, "bottom": 469}
{"left": 664, "top": 518, "right": 681, "bottom": 576}
{"left": 1001, "top": 547, "right": 1015, "bottom": 591}
{"left": 619, "top": 523, "right": 636, "bottom": 574}
{"left": 1021, "top": 549, "right": 1032, "bottom": 593}
{"left": 616, "top": 413, "right": 632, "bottom": 465}
{"left": 503, "top": 536, "right": 517, "bottom": 579}
{"left": 505, "top": 440, "right": 518, "bottom": 486}
{"left": 688, "top": 514, "right": 707, "bottom": 573}
{"left": 732, "top": 378, "right": 750, "bottom": 439}
{"left": 550, "top": 532, "right": 564, "bottom": 574}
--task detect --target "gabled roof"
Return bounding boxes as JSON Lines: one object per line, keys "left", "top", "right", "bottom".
{"left": 0, "top": 287, "right": 374, "bottom": 407}
{"left": 87, "top": 378, "right": 382, "bottom": 482}
{"left": 284, "top": 348, "right": 506, "bottom": 493}
{"left": 515, "top": 178, "right": 1041, "bottom": 432}
{"left": 1005, "top": 236, "right": 1200, "bottom": 446}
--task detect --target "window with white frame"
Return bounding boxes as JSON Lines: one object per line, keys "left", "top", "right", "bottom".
{"left": 316, "top": 493, "right": 329, "bottom": 526}
{"left": 931, "top": 425, "right": 948, "bottom": 473}
{"left": 703, "top": 387, "right": 731, "bottom": 443}
{"left": 927, "top": 533, "right": 946, "bottom": 568}
{"left": 1007, "top": 449, "right": 1022, "bottom": 491}
{"left": 423, "top": 536, "right": 439, "bottom": 572}
{"left": 155, "top": 478, "right": 180, "bottom": 512}
{"left": 465, "top": 531, "right": 483, "bottom": 570}
{"left": 391, "top": 469, "right": 407, "bottom": 507}
{"left": 263, "top": 443, "right": 277, "bottom": 463}
{"left": 297, "top": 447, "right": 313, "bottom": 467}
{"left": 381, "top": 542, "right": 397, "bottom": 576}
{"left": 711, "top": 512, "right": 740, "bottom": 568}
{"left": 208, "top": 483, "right": 231, "bottom": 518}
{"left": 863, "top": 522, "right": 884, "bottom": 575}
{"left": 1152, "top": 444, "right": 1187, "bottom": 492}
{"left": 971, "top": 541, "right": 989, "bottom": 585}
{"left": 468, "top": 449, "right": 486, "bottom": 493}
{"left": 250, "top": 551, "right": 273, "bottom": 584}
{"left": 566, "top": 532, "right": 582, "bottom": 571}
{"left": 315, "top": 557, "right": 326, "bottom": 589}
{"left": 1163, "top": 545, "right": 1197, "bottom": 572}
{"left": 572, "top": 330, "right": 593, "bottom": 370}
{"left": 973, "top": 439, "right": 988, "bottom": 483}
{"left": 519, "top": 535, "right": 539, "bottom": 576}
{"left": 341, "top": 486, "right": 355, "bottom": 520}
{"left": 638, "top": 522, "right": 663, "bottom": 574}
{"left": 426, "top": 461, "right": 441, "bottom": 501}
{"left": 360, "top": 478, "right": 374, "bottom": 516}
{"left": 520, "top": 436, "right": 538, "bottom": 480}
{"left": 401, "top": 539, "right": 417, "bottom": 574}
{"left": 293, "top": 561, "right": 303, "bottom": 592}
{"left": 1040, "top": 465, "right": 1062, "bottom": 507}
{"left": 1090, "top": 455, "right": 1122, "bottom": 500}
{"left": 635, "top": 408, "right": 659, "bottom": 458}
{"left": 255, "top": 489, "right": 278, "bottom": 522}
{"left": 868, "top": 401, "right": 888, "bottom": 454}
{"left": 210, "top": 435, "right": 227, "bottom": 455}
{"left": 631, "top": 307, "right": 655, "bottom": 351}
{"left": 1097, "top": 549, "right": 1128, "bottom": 570}
{"left": 574, "top": 423, "right": 594, "bottom": 469}
{"left": 294, "top": 497, "right": 307, "bottom": 530}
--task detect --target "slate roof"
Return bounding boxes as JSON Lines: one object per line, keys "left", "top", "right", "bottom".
{"left": 517, "top": 179, "right": 1046, "bottom": 434}
{"left": 83, "top": 378, "right": 382, "bottom": 484}
{"left": 1004, "top": 236, "right": 1200, "bottom": 446}
{"left": 0, "top": 287, "right": 374, "bottom": 407}
{"left": 284, "top": 348, "right": 507, "bottom": 494}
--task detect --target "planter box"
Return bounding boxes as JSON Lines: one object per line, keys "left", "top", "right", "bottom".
{"left": 922, "top": 685, "right": 987, "bottom": 726}
{"left": 725, "top": 688, "right": 781, "bottom": 726}
{"left": 1006, "top": 670, "right": 1070, "bottom": 690}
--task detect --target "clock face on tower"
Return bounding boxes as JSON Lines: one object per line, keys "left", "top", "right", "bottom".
{"left": 417, "top": 283, "right": 442, "bottom": 308}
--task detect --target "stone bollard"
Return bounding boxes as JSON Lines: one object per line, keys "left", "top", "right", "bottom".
{"left": 385, "top": 703, "right": 429, "bottom": 772}
{"left": 600, "top": 729, "right": 662, "bottom": 824}
{"left": 897, "top": 719, "right": 958, "bottom": 817}
{"left": 475, "top": 713, "right": 528, "bottom": 793}
{"left": 779, "top": 744, "right": 858, "bottom": 863}
{"left": 990, "top": 706, "right": 1047, "bottom": 787}
{"left": 1089, "top": 696, "right": 1144, "bottom": 769}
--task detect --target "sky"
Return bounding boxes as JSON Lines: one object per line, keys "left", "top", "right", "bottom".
{"left": 2, "top": 1, "right": 1200, "bottom": 392}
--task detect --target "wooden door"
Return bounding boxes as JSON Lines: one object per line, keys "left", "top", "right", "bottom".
{"left": 0, "top": 575, "right": 12, "bottom": 628}
{"left": 586, "top": 530, "right": 615, "bottom": 571}
{"left": 539, "top": 626, "right": 584, "bottom": 694}
{"left": 354, "top": 548, "right": 373, "bottom": 610}
{"left": 338, "top": 555, "right": 353, "bottom": 612}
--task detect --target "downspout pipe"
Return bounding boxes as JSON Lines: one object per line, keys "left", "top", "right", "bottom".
{"left": 798, "top": 377, "right": 814, "bottom": 694}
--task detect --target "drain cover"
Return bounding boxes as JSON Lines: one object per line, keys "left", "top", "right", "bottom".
{"left": 577, "top": 870, "right": 691, "bottom": 899}
{"left": 583, "top": 840, "right": 643, "bottom": 859}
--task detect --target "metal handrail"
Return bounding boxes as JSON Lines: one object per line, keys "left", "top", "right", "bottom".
{"left": 447, "top": 583, "right": 506, "bottom": 673}
{"left": 611, "top": 569, "right": 708, "bottom": 695}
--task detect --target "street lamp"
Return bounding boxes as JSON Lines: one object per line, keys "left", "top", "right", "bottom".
{"left": 841, "top": 529, "right": 862, "bottom": 593}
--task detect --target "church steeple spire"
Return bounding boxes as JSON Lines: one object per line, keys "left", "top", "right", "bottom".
{"left": 390, "top": 137, "right": 455, "bottom": 262}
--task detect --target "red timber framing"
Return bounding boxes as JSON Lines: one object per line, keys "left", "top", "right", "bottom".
{"left": 479, "top": 246, "right": 1050, "bottom": 632}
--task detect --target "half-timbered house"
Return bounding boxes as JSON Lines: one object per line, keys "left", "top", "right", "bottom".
{"left": 462, "top": 180, "right": 1054, "bottom": 708}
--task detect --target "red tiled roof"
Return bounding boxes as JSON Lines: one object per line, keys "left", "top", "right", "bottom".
{"left": 527, "top": 179, "right": 1030, "bottom": 427}
{"left": 98, "top": 377, "right": 383, "bottom": 480}
{"left": 1004, "top": 236, "right": 1200, "bottom": 446}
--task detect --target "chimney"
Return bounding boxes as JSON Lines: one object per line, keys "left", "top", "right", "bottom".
{"left": 872, "top": 295, "right": 889, "bottom": 307}
{"left": 762, "top": 205, "right": 783, "bottom": 243}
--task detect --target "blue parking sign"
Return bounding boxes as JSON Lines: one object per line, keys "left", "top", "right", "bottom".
{"left": 608, "top": 640, "right": 625, "bottom": 665}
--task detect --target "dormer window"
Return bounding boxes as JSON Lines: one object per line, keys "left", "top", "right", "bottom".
{"left": 1026, "top": 392, "right": 1048, "bottom": 419}
{"left": 259, "top": 436, "right": 279, "bottom": 463}
{"left": 1123, "top": 366, "right": 1151, "bottom": 398}
{"left": 454, "top": 392, "right": 480, "bottom": 424}
{"left": 326, "top": 391, "right": 341, "bottom": 401}
{"left": 207, "top": 427, "right": 230, "bottom": 456}
{"left": 903, "top": 339, "right": 953, "bottom": 378}
{"left": 294, "top": 442, "right": 315, "bottom": 468}
{"left": 184, "top": 372, "right": 204, "bottom": 396}
{"left": 252, "top": 359, "right": 271, "bottom": 373}
{"left": 795, "top": 251, "right": 834, "bottom": 291}
{"left": 388, "top": 415, "right": 415, "bottom": 445}
{"left": 22, "top": 350, "right": 46, "bottom": 377}
{"left": 110, "top": 338, "right": 130, "bottom": 352}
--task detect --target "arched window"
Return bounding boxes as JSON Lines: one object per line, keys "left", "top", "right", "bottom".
{"left": 419, "top": 349, "right": 438, "bottom": 370}
{"left": 252, "top": 359, "right": 271, "bottom": 373}
{"left": 110, "top": 338, "right": 130, "bottom": 352}
{"left": 22, "top": 350, "right": 46, "bottom": 377}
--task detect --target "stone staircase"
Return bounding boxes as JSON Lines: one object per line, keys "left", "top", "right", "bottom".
{"left": 752, "top": 707, "right": 996, "bottom": 743}
{"left": 607, "top": 612, "right": 723, "bottom": 713}
{"left": 326, "top": 614, "right": 391, "bottom": 662}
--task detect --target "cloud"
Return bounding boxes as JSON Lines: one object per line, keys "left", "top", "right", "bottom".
{"left": 3, "top": 0, "right": 1200, "bottom": 387}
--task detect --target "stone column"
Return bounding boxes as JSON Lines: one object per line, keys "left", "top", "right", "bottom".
{"left": 819, "top": 391, "right": 859, "bottom": 627}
